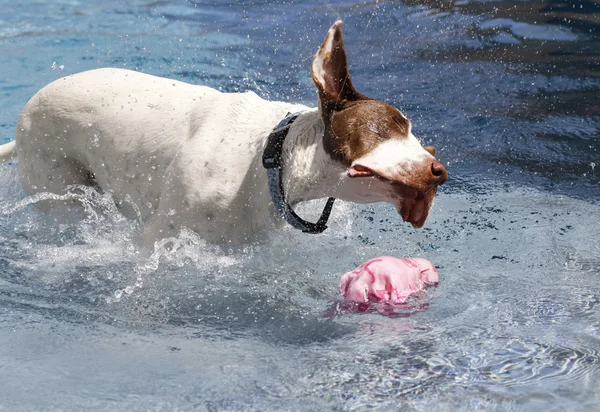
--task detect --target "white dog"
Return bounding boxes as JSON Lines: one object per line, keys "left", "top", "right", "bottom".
{"left": 0, "top": 21, "right": 447, "bottom": 246}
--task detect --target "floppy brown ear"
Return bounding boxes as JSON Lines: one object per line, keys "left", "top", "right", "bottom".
{"left": 424, "top": 146, "right": 436, "bottom": 156}
{"left": 311, "top": 20, "right": 361, "bottom": 105}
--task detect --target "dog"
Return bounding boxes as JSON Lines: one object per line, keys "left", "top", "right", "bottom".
{"left": 0, "top": 21, "right": 447, "bottom": 246}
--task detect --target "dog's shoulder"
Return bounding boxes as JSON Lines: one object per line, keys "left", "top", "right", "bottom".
{"left": 187, "top": 90, "right": 308, "bottom": 143}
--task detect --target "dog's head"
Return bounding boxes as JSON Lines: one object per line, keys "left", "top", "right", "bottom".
{"left": 311, "top": 21, "right": 448, "bottom": 228}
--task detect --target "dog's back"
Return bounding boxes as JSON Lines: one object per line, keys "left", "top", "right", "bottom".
{"left": 15, "top": 68, "right": 217, "bottom": 212}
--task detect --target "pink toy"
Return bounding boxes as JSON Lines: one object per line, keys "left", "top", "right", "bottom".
{"left": 340, "top": 256, "right": 439, "bottom": 304}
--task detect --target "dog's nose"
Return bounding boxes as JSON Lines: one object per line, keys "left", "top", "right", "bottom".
{"left": 430, "top": 159, "right": 448, "bottom": 185}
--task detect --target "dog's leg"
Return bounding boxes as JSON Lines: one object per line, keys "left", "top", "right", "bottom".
{"left": 17, "top": 148, "right": 95, "bottom": 211}
{"left": 139, "top": 213, "right": 179, "bottom": 250}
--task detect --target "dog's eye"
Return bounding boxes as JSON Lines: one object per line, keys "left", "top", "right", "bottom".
{"left": 391, "top": 115, "right": 410, "bottom": 135}
{"left": 366, "top": 122, "right": 382, "bottom": 136}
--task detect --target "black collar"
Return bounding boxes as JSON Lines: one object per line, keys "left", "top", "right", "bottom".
{"left": 262, "top": 112, "right": 336, "bottom": 234}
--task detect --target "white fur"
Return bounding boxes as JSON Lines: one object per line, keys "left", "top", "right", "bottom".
{"left": 351, "top": 135, "right": 432, "bottom": 183}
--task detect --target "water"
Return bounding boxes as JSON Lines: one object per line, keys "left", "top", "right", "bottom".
{"left": 1, "top": 0, "right": 599, "bottom": 410}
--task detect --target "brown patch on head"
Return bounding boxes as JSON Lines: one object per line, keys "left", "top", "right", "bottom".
{"left": 311, "top": 21, "right": 411, "bottom": 167}
{"left": 327, "top": 100, "right": 411, "bottom": 166}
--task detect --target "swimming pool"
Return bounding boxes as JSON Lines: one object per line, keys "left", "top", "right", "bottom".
{"left": 1, "top": 0, "right": 599, "bottom": 410}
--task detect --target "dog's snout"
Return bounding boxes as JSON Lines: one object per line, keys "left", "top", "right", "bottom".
{"left": 430, "top": 159, "right": 448, "bottom": 185}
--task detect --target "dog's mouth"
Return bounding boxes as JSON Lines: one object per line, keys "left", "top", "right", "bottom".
{"left": 392, "top": 184, "right": 437, "bottom": 228}
{"left": 348, "top": 165, "right": 439, "bottom": 228}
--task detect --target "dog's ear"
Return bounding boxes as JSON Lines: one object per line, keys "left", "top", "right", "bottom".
{"left": 424, "top": 146, "right": 436, "bottom": 156}
{"left": 310, "top": 21, "right": 380, "bottom": 168}
{"left": 311, "top": 21, "right": 363, "bottom": 109}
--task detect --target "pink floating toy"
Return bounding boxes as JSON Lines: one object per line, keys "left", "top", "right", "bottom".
{"left": 340, "top": 256, "right": 439, "bottom": 304}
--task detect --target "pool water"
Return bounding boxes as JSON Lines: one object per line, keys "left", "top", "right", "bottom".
{"left": 1, "top": 0, "right": 599, "bottom": 410}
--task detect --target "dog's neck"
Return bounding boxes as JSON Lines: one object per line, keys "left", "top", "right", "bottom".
{"left": 278, "top": 109, "right": 345, "bottom": 206}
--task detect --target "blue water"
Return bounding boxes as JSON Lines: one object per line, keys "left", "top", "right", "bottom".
{"left": 1, "top": 0, "right": 599, "bottom": 410}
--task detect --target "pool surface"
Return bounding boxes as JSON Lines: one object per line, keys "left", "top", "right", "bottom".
{"left": 1, "top": 1, "right": 599, "bottom": 410}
